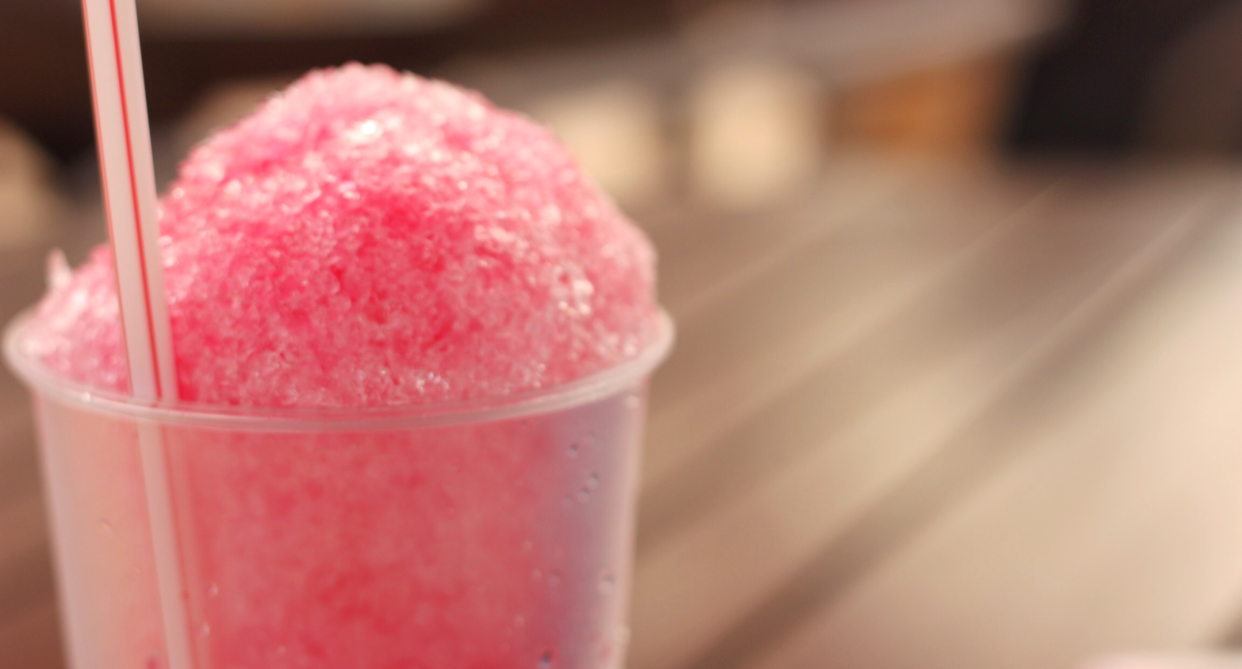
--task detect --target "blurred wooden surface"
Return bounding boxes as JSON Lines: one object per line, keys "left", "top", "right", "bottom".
{"left": 6, "top": 156, "right": 1242, "bottom": 669}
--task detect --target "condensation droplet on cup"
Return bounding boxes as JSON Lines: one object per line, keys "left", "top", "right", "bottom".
{"left": 567, "top": 443, "right": 580, "bottom": 459}
{"left": 98, "top": 519, "right": 113, "bottom": 537}
{"left": 532, "top": 568, "right": 543, "bottom": 581}
{"left": 577, "top": 472, "right": 601, "bottom": 503}
{"left": 514, "top": 614, "right": 526, "bottom": 628}
{"left": 147, "top": 653, "right": 162, "bottom": 669}
{"left": 522, "top": 540, "right": 534, "bottom": 553}
{"left": 598, "top": 571, "right": 616, "bottom": 596}
{"left": 208, "top": 582, "right": 220, "bottom": 598}
{"left": 198, "top": 623, "right": 211, "bottom": 639}
{"left": 276, "top": 646, "right": 288, "bottom": 656}
{"left": 539, "top": 649, "right": 555, "bottom": 668}
{"left": 548, "top": 570, "right": 562, "bottom": 586}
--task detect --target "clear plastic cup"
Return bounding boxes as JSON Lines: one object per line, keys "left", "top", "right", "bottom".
{"left": 5, "top": 312, "right": 672, "bottom": 669}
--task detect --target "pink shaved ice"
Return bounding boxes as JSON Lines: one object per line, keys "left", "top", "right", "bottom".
{"left": 25, "top": 63, "right": 659, "bottom": 407}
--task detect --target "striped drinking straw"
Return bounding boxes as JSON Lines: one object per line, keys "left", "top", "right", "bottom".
{"left": 79, "top": 0, "right": 193, "bottom": 667}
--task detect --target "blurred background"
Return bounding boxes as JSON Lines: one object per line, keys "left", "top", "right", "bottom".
{"left": 6, "top": 0, "right": 1242, "bottom": 668}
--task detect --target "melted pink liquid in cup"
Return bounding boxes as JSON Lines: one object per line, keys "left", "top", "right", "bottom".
{"left": 7, "top": 64, "right": 670, "bottom": 669}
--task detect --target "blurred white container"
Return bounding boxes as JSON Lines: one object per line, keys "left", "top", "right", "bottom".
{"left": 529, "top": 81, "right": 671, "bottom": 212}
{"left": 0, "top": 121, "right": 64, "bottom": 251}
{"left": 688, "top": 60, "right": 823, "bottom": 212}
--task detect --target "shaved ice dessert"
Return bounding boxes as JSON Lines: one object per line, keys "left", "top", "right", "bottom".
{"left": 28, "top": 63, "right": 660, "bottom": 405}
{"left": 8, "top": 64, "right": 668, "bottom": 669}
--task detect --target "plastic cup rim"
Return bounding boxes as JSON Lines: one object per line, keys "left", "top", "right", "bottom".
{"left": 4, "top": 310, "right": 674, "bottom": 432}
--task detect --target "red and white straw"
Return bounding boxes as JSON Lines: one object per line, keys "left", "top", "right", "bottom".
{"left": 81, "top": 0, "right": 176, "bottom": 399}
{"left": 80, "top": 0, "right": 193, "bottom": 667}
